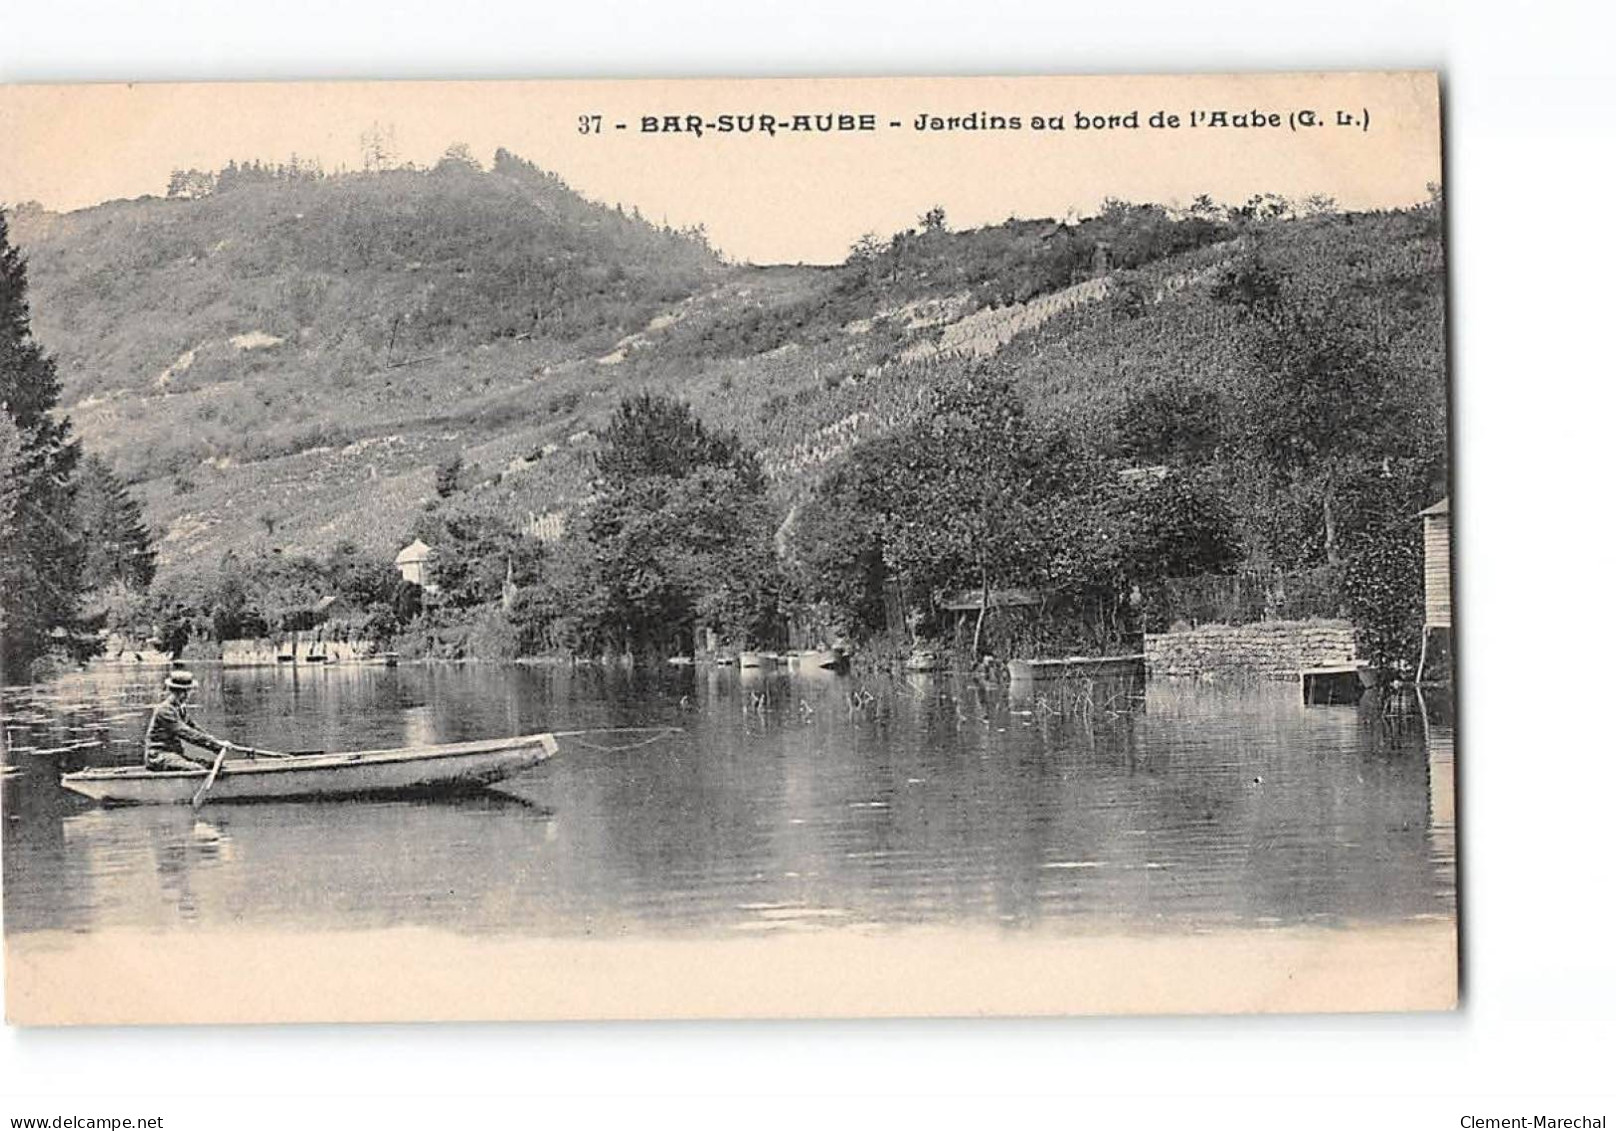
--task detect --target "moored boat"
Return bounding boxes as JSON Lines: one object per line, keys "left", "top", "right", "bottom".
{"left": 1005, "top": 654, "right": 1147, "bottom": 681}
{"left": 59, "top": 732, "right": 559, "bottom": 806}
{"left": 793, "top": 648, "right": 849, "bottom": 673}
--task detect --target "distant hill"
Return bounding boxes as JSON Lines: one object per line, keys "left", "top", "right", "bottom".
{"left": 7, "top": 161, "right": 1446, "bottom": 581}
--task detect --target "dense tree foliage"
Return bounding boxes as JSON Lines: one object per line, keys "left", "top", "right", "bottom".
{"left": 0, "top": 210, "right": 85, "bottom": 681}
{"left": 0, "top": 412, "right": 21, "bottom": 536}
{"left": 1340, "top": 477, "right": 1426, "bottom": 673}
{"left": 1206, "top": 234, "right": 1447, "bottom": 667}
{"left": 594, "top": 392, "right": 762, "bottom": 491}
{"left": 76, "top": 454, "right": 157, "bottom": 593}
{"left": 784, "top": 457, "right": 893, "bottom": 645}
{"left": 410, "top": 510, "right": 542, "bottom": 611}
{"left": 134, "top": 541, "right": 412, "bottom": 654}
{"left": 787, "top": 374, "right": 1241, "bottom": 658}
{"left": 515, "top": 395, "right": 780, "bottom": 656}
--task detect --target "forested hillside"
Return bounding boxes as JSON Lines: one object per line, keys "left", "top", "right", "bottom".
{"left": 5, "top": 156, "right": 1447, "bottom": 667}
{"left": 8, "top": 149, "right": 724, "bottom": 572}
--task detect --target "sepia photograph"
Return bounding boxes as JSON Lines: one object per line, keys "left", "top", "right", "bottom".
{"left": 0, "top": 71, "right": 1457, "bottom": 1025}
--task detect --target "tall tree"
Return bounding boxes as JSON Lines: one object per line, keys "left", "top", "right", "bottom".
{"left": 1237, "top": 303, "right": 1411, "bottom": 565}
{"left": 784, "top": 453, "right": 893, "bottom": 644}
{"left": 866, "top": 374, "right": 1112, "bottom": 657}
{"left": 877, "top": 375, "right": 1040, "bottom": 655}
{"left": 566, "top": 395, "right": 779, "bottom": 655}
{"left": 1109, "top": 380, "right": 1225, "bottom": 466}
{"left": 1216, "top": 247, "right": 1428, "bottom": 568}
{"left": 434, "top": 142, "right": 482, "bottom": 173}
{"left": 76, "top": 454, "right": 157, "bottom": 593}
{"left": 594, "top": 392, "right": 761, "bottom": 491}
{"left": 0, "top": 209, "right": 84, "bottom": 681}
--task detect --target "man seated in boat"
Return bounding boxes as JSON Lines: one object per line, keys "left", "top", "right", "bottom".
{"left": 144, "top": 669, "right": 233, "bottom": 772}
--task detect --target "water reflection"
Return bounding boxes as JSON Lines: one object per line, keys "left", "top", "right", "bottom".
{"left": 1419, "top": 687, "right": 1458, "bottom": 904}
{"left": 2, "top": 664, "right": 1456, "bottom": 938}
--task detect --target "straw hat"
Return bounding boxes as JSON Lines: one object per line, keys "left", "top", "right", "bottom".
{"left": 164, "top": 669, "right": 197, "bottom": 692}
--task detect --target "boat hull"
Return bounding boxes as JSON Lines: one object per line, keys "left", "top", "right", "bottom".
{"left": 59, "top": 733, "right": 559, "bottom": 806}
{"left": 793, "top": 649, "right": 849, "bottom": 672}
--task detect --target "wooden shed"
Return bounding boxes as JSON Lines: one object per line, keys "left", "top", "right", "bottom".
{"left": 1418, "top": 498, "right": 1451, "bottom": 629}
{"left": 394, "top": 539, "right": 437, "bottom": 591}
{"left": 1416, "top": 497, "right": 1452, "bottom": 683}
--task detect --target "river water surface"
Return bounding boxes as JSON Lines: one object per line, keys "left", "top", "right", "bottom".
{"left": 1, "top": 663, "right": 1456, "bottom": 940}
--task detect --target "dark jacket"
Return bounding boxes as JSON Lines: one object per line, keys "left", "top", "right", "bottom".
{"left": 144, "top": 699, "right": 227, "bottom": 766}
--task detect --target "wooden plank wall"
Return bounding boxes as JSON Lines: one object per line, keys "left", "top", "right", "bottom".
{"left": 1424, "top": 514, "right": 1452, "bottom": 628}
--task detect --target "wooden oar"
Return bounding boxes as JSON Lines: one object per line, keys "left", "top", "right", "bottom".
{"left": 235, "top": 745, "right": 328, "bottom": 759}
{"left": 241, "top": 746, "right": 300, "bottom": 759}
{"left": 191, "top": 742, "right": 232, "bottom": 809}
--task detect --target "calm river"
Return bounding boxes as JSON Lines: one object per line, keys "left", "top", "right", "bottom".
{"left": 1, "top": 663, "right": 1456, "bottom": 939}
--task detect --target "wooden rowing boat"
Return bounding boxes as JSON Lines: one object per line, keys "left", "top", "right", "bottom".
{"left": 791, "top": 648, "right": 849, "bottom": 673}
{"left": 59, "top": 732, "right": 559, "bottom": 806}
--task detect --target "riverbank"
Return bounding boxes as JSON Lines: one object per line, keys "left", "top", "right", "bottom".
{"left": 7, "top": 920, "right": 1456, "bottom": 1025}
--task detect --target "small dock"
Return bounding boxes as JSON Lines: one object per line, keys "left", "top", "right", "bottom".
{"left": 1300, "top": 665, "right": 1369, "bottom": 706}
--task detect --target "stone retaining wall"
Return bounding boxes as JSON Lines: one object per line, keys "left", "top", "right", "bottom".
{"left": 1145, "top": 619, "right": 1358, "bottom": 681}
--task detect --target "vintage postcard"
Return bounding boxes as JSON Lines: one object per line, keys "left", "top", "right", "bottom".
{"left": 0, "top": 72, "right": 1455, "bottom": 1025}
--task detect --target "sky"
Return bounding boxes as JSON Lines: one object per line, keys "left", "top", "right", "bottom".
{"left": 0, "top": 73, "right": 1442, "bottom": 265}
